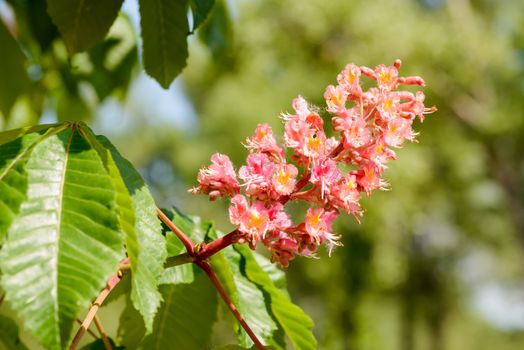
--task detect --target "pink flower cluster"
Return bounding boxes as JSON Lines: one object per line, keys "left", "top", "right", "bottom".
{"left": 190, "top": 59, "right": 436, "bottom": 267}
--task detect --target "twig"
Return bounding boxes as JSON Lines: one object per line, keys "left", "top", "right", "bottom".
{"left": 157, "top": 208, "right": 195, "bottom": 255}
{"left": 164, "top": 252, "right": 195, "bottom": 268}
{"left": 93, "top": 315, "right": 113, "bottom": 350}
{"left": 196, "top": 229, "right": 242, "bottom": 260}
{"left": 0, "top": 293, "right": 4, "bottom": 306}
{"left": 69, "top": 271, "right": 122, "bottom": 350}
{"left": 196, "top": 261, "right": 266, "bottom": 350}
{"left": 75, "top": 319, "right": 98, "bottom": 340}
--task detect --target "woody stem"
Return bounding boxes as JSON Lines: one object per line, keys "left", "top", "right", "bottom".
{"left": 196, "top": 261, "right": 266, "bottom": 350}
{"left": 157, "top": 208, "right": 195, "bottom": 255}
{"left": 156, "top": 211, "right": 266, "bottom": 349}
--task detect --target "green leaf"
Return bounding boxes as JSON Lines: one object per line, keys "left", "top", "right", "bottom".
{"left": 235, "top": 245, "right": 317, "bottom": 350}
{"left": 190, "top": 0, "right": 215, "bottom": 31}
{"left": 0, "top": 125, "right": 125, "bottom": 349}
{"left": 198, "top": 0, "right": 233, "bottom": 63}
{"left": 27, "top": 0, "right": 60, "bottom": 52}
{"left": 207, "top": 225, "right": 278, "bottom": 347}
{"left": 252, "top": 252, "right": 288, "bottom": 296}
{"left": 0, "top": 20, "right": 30, "bottom": 117}
{"left": 159, "top": 233, "right": 195, "bottom": 285}
{"left": 212, "top": 246, "right": 278, "bottom": 348}
{"left": 46, "top": 0, "right": 124, "bottom": 54}
{"left": 117, "top": 296, "right": 147, "bottom": 348}
{"left": 82, "top": 15, "right": 138, "bottom": 101}
{"left": 0, "top": 315, "right": 29, "bottom": 350}
{"left": 138, "top": 0, "right": 189, "bottom": 88}
{"left": 0, "top": 125, "right": 60, "bottom": 244}
{"left": 141, "top": 271, "right": 218, "bottom": 349}
{"left": 160, "top": 207, "right": 209, "bottom": 243}
{"left": 92, "top": 133, "right": 167, "bottom": 333}
{"left": 56, "top": 93, "right": 91, "bottom": 122}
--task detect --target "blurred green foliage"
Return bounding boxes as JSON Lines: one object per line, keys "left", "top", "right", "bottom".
{"left": 1, "top": 0, "right": 524, "bottom": 349}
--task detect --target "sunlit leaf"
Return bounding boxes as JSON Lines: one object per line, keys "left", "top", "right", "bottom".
{"left": 252, "top": 252, "right": 288, "bottom": 296}
{"left": 0, "top": 125, "right": 60, "bottom": 243}
{"left": 94, "top": 133, "right": 167, "bottom": 333}
{"left": 0, "top": 125, "right": 125, "bottom": 349}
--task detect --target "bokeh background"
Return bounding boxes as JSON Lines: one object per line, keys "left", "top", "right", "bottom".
{"left": 1, "top": 0, "right": 524, "bottom": 349}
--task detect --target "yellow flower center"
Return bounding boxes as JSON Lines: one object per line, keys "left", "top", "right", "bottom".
{"left": 277, "top": 170, "right": 290, "bottom": 185}
{"left": 249, "top": 210, "right": 265, "bottom": 230}
{"left": 307, "top": 135, "right": 322, "bottom": 152}
{"left": 382, "top": 98, "right": 394, "bottom": 112}
{"left": 256, "top": 128, "right": 268, "bottom": 141}
{"left": 365, "top": 168, "right": 374, "bottom": 181}
{"left": 330, "top": 94, "right": 342, "bottom": 106}
{"left": 376, "top": 143, "right": 383, "bottom": 155}
{"left": 379, "top": 71, "right": 392, "bottom": 84}
{"left": 309, "top": 213, "right": 321, "bottom": 227}
{"left": 347, "top": 71, "right": 356, "bottom": 84}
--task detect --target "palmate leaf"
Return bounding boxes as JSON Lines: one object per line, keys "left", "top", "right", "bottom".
{"left": 0, "top": 125, "right": 125, "bottom": 349}
{"left": 46, "top": 0, "right": 124, "bottom": 54}
{"left": 138, "top": 0, "right": 189, "bottom": 88}
{"left": 0, "top": 122, "right": 167, "bottom": 349}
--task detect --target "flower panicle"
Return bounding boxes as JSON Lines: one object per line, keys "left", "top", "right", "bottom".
{"left": 189, "top": 59, "right": 436, "bottom": 267}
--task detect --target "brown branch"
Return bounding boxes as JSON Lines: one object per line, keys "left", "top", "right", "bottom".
{"left": 196, "top": 261, "right": 266, "bottom": 350}
{"left": 93, "top": 315, "right": 113, "bottom": 350}
{"left": 196, "top": 229, "right": 242, "bottom": 260}
{"left": 70, "top": 271, "right": 123, "bottom": 350}
{"left": 75, "top": 319, "right": 98, "bottom": 340}
{"left": 157, "top": 208, "right": 195, "bottom": 255}
{"left": 0, "top": 293, "right": 4, "bottom": 307}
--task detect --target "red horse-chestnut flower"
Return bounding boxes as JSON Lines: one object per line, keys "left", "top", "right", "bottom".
{"left": 190, "top": 59, "right": 436, "bottom": 267}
